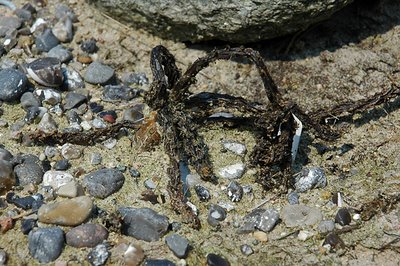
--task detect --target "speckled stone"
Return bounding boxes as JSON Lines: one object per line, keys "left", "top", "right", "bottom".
{"left": 0, "top": 68, "right": 28, "bottom": 102}
{"left": 14, "top": 161, "right": 44, "bottom": 185}
{"left": 238, "top": 208, "right": 279, "bottom": 233}
{"left": 66, "top": 223, "right": 109, "bottom": 248}
{"left": 38, "top": 196, "right": 93, "bottom": 226}
{"left": 295, "top": 167, "right": 327, "bottom": 192}
{"left": 42, "top": 170, "right": 74, "bottom": 190}
{"left": 87, "top": 243, "right": 110, "bottom": 266}
{"left": 28, "top": 227, "right": 64, "bottom": 263}
{"left": 61, "top": 143, "right": 83, "bottom": 159}
{"left": 83, "top": 168, "right": 125, "bottom": 199}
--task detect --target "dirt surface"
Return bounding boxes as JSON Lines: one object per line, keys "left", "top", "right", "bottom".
{"left": 0, "top": 0, "right": 399, "bottom": 265}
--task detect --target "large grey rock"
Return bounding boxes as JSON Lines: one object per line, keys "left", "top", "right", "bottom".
{"left": 90, "top": 0, "right": 353, "bottom": 43}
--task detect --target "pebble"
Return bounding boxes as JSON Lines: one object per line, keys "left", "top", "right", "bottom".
{"left": 298, "top": 230, "right": 313, "bottom": 241}
{"left": 294, "top": 167, "right": 327, "bottom": 192}
{"left": 335, "top": 208, "right": 351, "bottom": 226}
{"left": 35, "top": 28, "right": 60, "bottom": 52}
{"left": 218, "top": 163, "right": 245, "bottom": 179}
{"left": 57, "top": 180, "right": 82, "bottom": 198}
{"left": 123, "top": 104, "right": 144, "bottom": 123}
{"left": 44, "top": 146, "right": 59, "bottom": 158}
{"left": 38, "top": 196, "right": 93, "bottom": 226}
{"left": 165, "top": 234, "right": 190, "bottom": 259}
{"left": 63, "top": 92, "right": 87, "bottom": 110}
{"left": 90, "top": 153, "right": 102, "bottom": 165}
{"left": 89, "top": 102, "right": 104, "bottom": 113}
{"left": 6, "top": 192, "right": 43, "bottom": 210}
{"left": 28, "top": 227, "right": 64, "bottom": 263}
{"left": 42, "top": 170, "right": 74, "bottom": 190}
{"left": 0, "top": 148, "right": 13, "bottom": 161}
{"left": 207, "top": 253, "right": 230, "bottom": 266}
{"left": 26, "top": 57, "right": 64, "bottom": 87}
{"left": 61, "top": 143, "right": 83, "bottom": 159}
{"left": 238, "top": 208, "right": 279, "bottom": 233}
{"left": 0, "top": 159, "right": 16, "bottom": 194}
{"left": 83, "top": 168, "right": 125, "bottom": 199}
{"left": 84, "top": 61, "right": 115, "bottom": 85}
{"left": 38, "top": 113, "right": 58, "bottom": 133}
{"left": 318, "top": 220, "right": 335, "bottom": 234}
{"left": 87, "top": 243, "right": 110, "bottom": 266}
{"left": 21, "top": 218, "right": 37, "bottom": 234}
{"left": 144, "top": 179, "right": 157, "bottom": 190}
{"left": 144, "top": 259, "right": 176, "bottom": 266}
{"left": 253, "top": 231, "right": 268, "bottom": 242}
{"left": 129, "top": 167, "right": 140, "bottom": 178}
{"left": 118, "top": 207, "right": 169, "bottom": 241}
{"left": 194, "top": 184, "right": 211, "bottom": 201}
{"left": 222, "top": 141, "right": 246, "bottom": 156}
{"left": 47, "top": 45, "right": 73, "bottom": 63}
{"left": 92, "top": 118, "right": 107, "bottom": 129}
{"left": 0, "top": 68, "right": 28, "bottom": 102}
{"left": 103, "top": 85, "right": 139, "bottom": 101}
{"left": 52, "top": 16, "right": 73, "bottom": 43}
{"left": 81, "top": 120, "right": 92, "bottom": 130}
{"left": 227, "top": 181, "right": 243, "bottom": 202}
{"left": 38, "top": 185, "right": 55, "bottom": 201}
{"left": 323, "top": 233, "right": 345, "bottom": 249}
{"left": 287, "top": 191, "right": 299, "bottom": 205}
{"left": 207, "top": 204, "right": 227, "bottom": 227}
{"left": 66, "top": 223, "right": 109, "bottom": 248}
{"left": 54, "top": 159, "right": 70, "bottom": 170}
{"left": 62, "top": 67, "right": 85, "bottom": 90}
{"left": 121, "top": 72, "right": 149, "bottom": 86}
{"left": 14, "top": 161, "right": 44, "bottom": 185}
{"left": 80, "top": 38, "right": 98, "bottom": 53}
{"left": 0, "top": 217, "right": 13, "bottom": 233}
{"left": 55, "top": 4, "right": 78, "bottom": 22}
{"left": 0, "top": 249, "right": 6, "bottom": 265}
{"left": 103, "top": 138, "right": 117, "bottom": 149}
{"left": 240, "top": 244, "right": 253, "bottom": 256}
{"left": 0, "top": 16, "right": 21, "bottom": 37}
{"left": 113, "top": 243, "right": 144, "bottom": 266}
{"left": 20, "top": 92, "right": 41, "bottom": 110}
{"left": 281, "top": 204, "right": 323, "bottom": 227}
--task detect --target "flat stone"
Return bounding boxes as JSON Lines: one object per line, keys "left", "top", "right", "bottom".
{"left": 42, "top": 170, "right": 74, "bottom": 190}
{"left": 238, "top": 208, "right": 279, "bottom": 233}
{"left": 14, "top": 161, "right": 44, "bottom": 185}
{"left": 165, "top": 234, "right": 189, "bottom": 259}
{"left": 84, "top": 61, "right": 115, "bottom": 85}
{"left": 0, "top": 16, "right": 22, "bottom": 37}
{"left": 83, "top": 168, "right": 125, "bottom": 199}
{"left": 28, "top": 227, "right": 64, "bottom": 263}
{"left": 38, "top": 196, "right": 93, "bottom": 226}
{"left": 66, "top": 223, "right": 109, "bottom": 248}
{"left": 218, "top": 163, "right": 245, "bottom": 179}
{"left": 63, "top": 92, "right": 87, "bottom": 110}
{"left": 118, "top": 207, "right": 169, "bottom": 242}
{"left": 281, "top": 204, "right": 323, "bottom": 228}
{"left": 0, "top": 148, "right": 13, "bottom": 161}
{"left": 0, "top": 159, "right": 16, "bottom": 195}
{"left": 91, "top": 0, "right": 352, "bottom": 43}
{"left": 0, "top": 68, "right": 28, "bottom": 102}
{"left": 318, "top": 220, "right": 335, "bottom": 234}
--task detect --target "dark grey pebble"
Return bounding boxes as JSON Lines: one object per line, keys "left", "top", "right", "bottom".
{"left": 84, "top": 61, "right": 115, "bottom": 85}
{"left": 323, "top": 233, "right": 345, "bottom": 249}
{"left": 87, "top": 243, "right": 110, "bottom": 266}
{"left": 55, "top": 4, "right": 78, "bottom": 22}
{"left": 240, "top": 244, "right": 254, "bottom": 256}
{"left": 0, "top": 148, "right": 13, "bottom": 161}
{"left": 194, "top": 184, "right": 210, "bottom": 201}
{"left": 6, "top": 193, "right": 35, "bottom": 210}
{"left": 118, "top": 207, "right": 169, "bottom": 242}
{"left": 0, "top": 16, "right": 21, "bottom": 37}
{"left": 24, "top": 106, "right": 41, "bottom": 124}
{"left": 83, "top": 168, "right": 125, "bottom": 199}
{"left": 207, "top": 204, "right": 226, "bottom": 227}
{"left": 14, "top": 8, "right": 33, "bottom": 22}
{"left": 14, "top": 161, "right": 44, "bottom": 185}
{"left": 0, "top": 45, "right": 5, "bottom": 57}
{"left": 26, "top": 57, "right": 64, "bottom": 87}
{"left": 165, "top": 233, "right": 189, "bottom": 259}
{"left": 89, "top": 102, "right": 104, "bottom": 113}
{"left": 81, "top": 38, "right": 98, "bottom": 53}
{"left": 48, "top": 45, "right": 72, "bottom": 63}
{"left": 335, "top": 208, "right": 351, "bottom": 226}
{"left": 20, "top": 92, "right": 41, "bottom": 110}
{"left": 0, "top": 198, "right": 8, "bottom": 209}
{"left": 121, "top": 72, "right": 149, "bottom": 86}
{"left": 35, "top": 28, "right": 60, "bottom": 52}
{"left": 21, "top": 218, "right": 37, "bottom": 235}
{"left": 54, "top": 159, "right": 70, "bottom": 170}
{"left": 0, "top": 68, "right": 28, "bottom": 102}
{"left": 64, "top": 92, "right": 87, "bottom": 110}
{"left": 128, "top": 167, "right": 140, "bottom": 178}
{"left": 123, "top": 104, "right": 144, "bottom": 123}
{"left": 144, "top": 259, "right": 176, "bottom": 266}
{"left": 28, "top": 227, "right": 64, "bottom": 263}
{"left": 66, "top": 223, "right": 109, "bottom": 248}
{"left": 103, "top": 85, "right": 139, "bottom": 101}
{"left": 65, "top": 109, "right": 81, "bottom": 124}
{"left": 207, "top": 253, "right": 230, "bottom": 266}
{"left": 227, "top": 180, "right": 243, "bottom": 202}
{"left": 238, "top": 208, "right": 279, "bottom": 234}
{"left": 287, "top": 191, "right": 299, "bottom": 205}
{"left": 295, "top": 167, "right": 327, "bottom": 192}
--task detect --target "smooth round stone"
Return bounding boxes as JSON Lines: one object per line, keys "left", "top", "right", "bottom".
{"left": 0, "top": 148, "right": 13, "bottom": 161}
{"left": 66, "top": 223, "right": 109, "bottom": 248}
{"left": 44, "top": 146, "right": 59, "bottom": 158}
{"left": 118, "top": 207, "right": 169, "bottom": 242}
{"left": 47, "top": 45, "right": 73, "bottom": 63}
{"left": 38, "top": 196, "right": 94, "bottom": 226}
{"left": 0, "top": 159, "right": 16, "bottom": 195}
{"left": 28, "top": 227, "right": 64, "bottom": 263}
{"left": 26, "top": 57, "right": 64, "bottom": 87}
{"left": 0, "top": 68, "right": 28, "bottom": 102}
{"left": 318, "top": 220, "right": 335, "bottom": 234}
{"left": 83, "top": 168, "right": 125, "bottom": 199}
{"left": 35, "top": 28, "right": 60, "bottom": 52}
{"left": 38, "top": 113, "right": 58, "bottom": 133}
{"left": 57, "top": 180, "right": 82, "bottom": 198}
{"left": 52, "top": 16, "right": 73, "bottom": 43}
{"left": 207, "top": 253, "right": 230, "bottom": 266}
{"left": 0, "top": 16, "right": 22, "bottom": 37}
{"left": 207, "top": 204, "right": 226, "bottom": 227}
{"left": 20, "top": 92, "right": 41, "bottom": 110}
{"left": 281, "top": 204, "right": 323, "bottom": 228}
{"left": 55, "top": 4, "right": 78, "bottom": 22}
{"left": 61, "top": 143, "right": 83, "bottom": 159}
{"left": 218, "top": 163, "right": 246, "bottom": 179}
{"left": 63, "top": 92, "right": 87, "bottom": 110}
{"left": 123, "top": 104, "right": 144, "bottom": 123}
{"left": 14, "top": 161, "right": 44, "bottom": 185}
{"left": 43, "top": 170, "right": 74, "bottom": 190}
{"left": 84, "top": 61, "right": 115, "bottom": 85}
